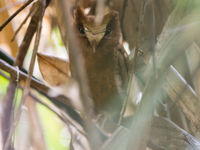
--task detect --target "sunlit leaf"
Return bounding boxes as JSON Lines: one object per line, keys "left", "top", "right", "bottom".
{"left": 37, "top": 53, "right": 70, "bottom": 86}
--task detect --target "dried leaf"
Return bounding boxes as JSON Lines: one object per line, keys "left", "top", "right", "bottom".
{"left": 0, "top": 0, "right": 19, "bottom": 57}
{"left": 150, "top": 117, "right": 200, "bottom": 150}
{"left": 37, "top": 53, "right": 70, "bottom": 86}
{"left": 37, "top": 53, "right": 83, "bottom": 113}
{"left": 101, "top": 117, "right": 200, "bottom": 150}
{"left": 165, "top": 66, "right": 200, "bottom": 137}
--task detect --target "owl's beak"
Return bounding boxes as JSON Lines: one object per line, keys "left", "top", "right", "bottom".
{"left": 91, "top": 41, "right": 98, "bottom": 53}
{"left": 84, "top": 27, "right": 105, "bottom": 53}
{"left": 86, "top": 32, "right": 105, "bottom": 53}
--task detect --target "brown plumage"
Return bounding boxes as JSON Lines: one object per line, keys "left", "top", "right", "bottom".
{"left": 71, "top": 6, "right": 129, "bottom": 124}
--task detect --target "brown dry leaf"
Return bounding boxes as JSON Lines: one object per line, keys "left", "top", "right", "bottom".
{"left": 0, "top": 0, "right": 19, "bottom": 57}
{"left": 102, "top": 117, "right": 200, "bottom": 150}
{"left": 165, "top": 66, "right": 200, "bottom": 137}
{"left": 37, "top": 53, "right": 70, "bottom": 87}
{"left": 150, "top": 117, "right": 200, "bottom": 150}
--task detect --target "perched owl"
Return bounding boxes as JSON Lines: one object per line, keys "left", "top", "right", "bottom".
{"left": 71, "top": 6, "right": 129, "bottom": 126}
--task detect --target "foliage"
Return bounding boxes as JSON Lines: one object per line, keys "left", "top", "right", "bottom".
{"left": 0, "top": 0, "right": 200, "bottom": 150}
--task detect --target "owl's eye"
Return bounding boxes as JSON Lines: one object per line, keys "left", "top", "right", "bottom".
{"left": 79, "top": 26, "right": 85, "bottom": 34}
{"left": 105, "top": 25, "right": 111, "bottom": 36}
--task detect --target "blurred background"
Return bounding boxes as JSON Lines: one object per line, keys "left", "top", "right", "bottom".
{"left": 1, "top": 0, "right": 200, "bottom": 150}
{"left": 0, "top": 0, "right": 70, "bottom": 150}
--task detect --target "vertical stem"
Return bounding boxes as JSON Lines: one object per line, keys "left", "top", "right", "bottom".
{"left": 120, "top": 0, "right": 128, "bottom": 40}
{"left": 54, "top": 1, "right": 103, "bottom": 149}
{"left": 1, "top": 79, "right": 16, "bottom": 150}
{"left": 1, "top": 1, "right": 48, "bottom": 149}
{"left": 151, "top": 0, "right": 157, "bottom": 78}
{"left": 3, "top": 1, "right": 46, "bottom": 149}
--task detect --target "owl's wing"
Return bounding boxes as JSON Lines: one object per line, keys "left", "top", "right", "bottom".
{"left": 116, "top": 46, "right": 129, "bottom": 90}
{"left": 115, "top": 46, "right": 130, "bottom": 122}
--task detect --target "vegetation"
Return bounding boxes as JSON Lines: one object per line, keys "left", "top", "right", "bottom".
{"left": 0, "top": 0, "right": 200, "bottom": 150}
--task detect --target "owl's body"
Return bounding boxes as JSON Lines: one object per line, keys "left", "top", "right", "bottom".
{"left": 80, "top": 39, "right": 127, "bottom": 118}
{"left": 71, "top": 7, "right": 129, "bottom": 123}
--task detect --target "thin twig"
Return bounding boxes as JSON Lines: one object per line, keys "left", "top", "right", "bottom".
{"left": 0, "top": 73, "right": 85, "bottom": 150}
{"left": 59, "top": 0, "right": 95, "bottom": 122}
{"left": 0, "top": 1, "right": 22, "bottom": 13}
{"left": 1, "top": 1, "right": 50, "bottom": 149}
{"left": 0, "top": 59, "right": 47, "bottom": 92}
{"left": 0, "top": 69, "right": 9, "bottom": 79}
{"left": 55, "top": 1, "right": 103, "bottom": 149}
{"left": 30, "top": 92, "right": 86, "bottom": 136}
{"left": 120, "top": 0, "right": 128, "bottom": 40}
{"left": 26, "top": 97, "right": 47, "bottom": 150}
{"left": 11, "top": 8, "right": 34, "bottom": 42}
{"left": 3, "top": 0, "right": 45, "bottom": 148}
{"left": 0, "top": 68, "right": 85, "bottom": 136}
{"left": 0, "top": 0, "right": 34, "bottom": 31}
{"left": 0, "top": 57, "right": 76, "bottom": 109}
{"left": 16, "top": 0, "right": 45, "bottom": 119}
{"left": 95, "top": 0, "right": 106, "bottom": 24}
{"left": 2, "top": 79, "right": 16, "bottom": 150}
{"left": 151, "top": 0, "right": 157, "bottom": 78}
{"left": 129, "top": 0, "right": 146, "bottom": 74}
{"left": 14, "top": 0, "right": 44, "bottom": 68}
{"left": 0, "top": 58, "right": 82, "bottom": 125}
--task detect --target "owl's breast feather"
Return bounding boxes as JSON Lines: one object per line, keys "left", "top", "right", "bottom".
{"left": 83, "top": 48, "right": 121, "bottom": 113}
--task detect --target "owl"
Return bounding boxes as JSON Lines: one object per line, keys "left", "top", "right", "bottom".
{"left": 71, "top": 6, "right": 129, "bottom": 126}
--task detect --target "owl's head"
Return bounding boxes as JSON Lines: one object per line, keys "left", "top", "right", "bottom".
{"left": 73, "top": 6, "right": 122, "bottom": 52}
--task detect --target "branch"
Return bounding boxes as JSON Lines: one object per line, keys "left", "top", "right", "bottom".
{"left": 0, "top": 68, "right": 85, "bottom": 137}
{"left": 120, "top": 0, "right": 128, "bottom": 40}
{"left": 0, "top": 0, "right": 34, "bottom": 31}
{"left": 54, "top": 1, "right": 104, "bottom": 149}
{"left": 0, "top": 58, "right": 83, "bottom": 125}
{"left": 4, "top": 0, "right": 47, "bottom": 148}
